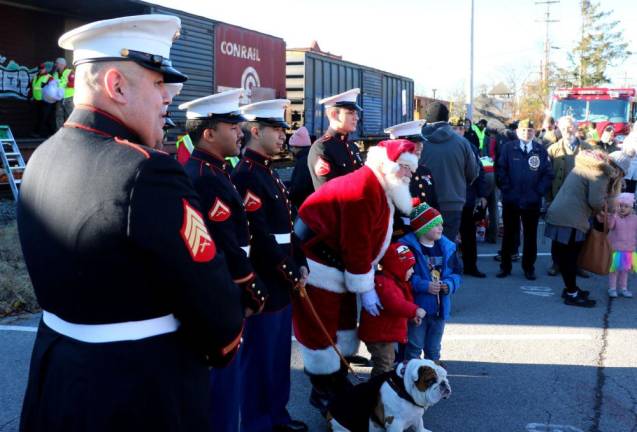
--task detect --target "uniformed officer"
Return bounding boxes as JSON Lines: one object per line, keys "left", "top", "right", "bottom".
{"left": 496, "top": 119, "right": 554, "bottom": 280}
{"left": 232, "top": 99, "right": 309, "bottom": 432}
{"left": 307, "top": 88, "right": 364, "bottom": 189}
{"left": 305, "top": 89, "right": 366, "bottom": 365}
{"left": 17, "top": 15, "right": 244, "bottom": 432}
{"left": 180, "top": 89, "right": 267, "bottom": 432}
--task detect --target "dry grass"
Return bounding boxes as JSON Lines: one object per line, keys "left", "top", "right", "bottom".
{"left": 0, "top": 221, "right": 38, "bottom": 316}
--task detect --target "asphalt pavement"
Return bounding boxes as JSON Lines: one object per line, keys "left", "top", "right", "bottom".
{"left": 1, "top": 235, "right": 636, "bottom": 432}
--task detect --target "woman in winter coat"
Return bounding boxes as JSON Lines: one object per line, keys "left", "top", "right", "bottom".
{"left": 545, "top": 148, "right": 626, "bottom": 307}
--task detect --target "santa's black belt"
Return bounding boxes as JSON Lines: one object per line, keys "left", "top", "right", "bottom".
{"left": 293, "top": 218, "right": 345, "bottom": 271}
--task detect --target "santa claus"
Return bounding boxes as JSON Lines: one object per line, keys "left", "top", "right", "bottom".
{"left": 292, "top": 139, "right": 418, "bottom": 415}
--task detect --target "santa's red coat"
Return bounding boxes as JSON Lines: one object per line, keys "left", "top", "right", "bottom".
{"left": 298, "top": 165, "right": 394, "bottom": 294}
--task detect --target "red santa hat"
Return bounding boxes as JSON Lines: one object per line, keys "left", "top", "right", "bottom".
{"left": 365, "top": 139, "right": 419, "bottom": 175}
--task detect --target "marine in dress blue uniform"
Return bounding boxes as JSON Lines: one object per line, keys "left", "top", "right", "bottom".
{"left": 17, "top": 15, "right": 244, "bottom": 432}
{"left": 231, "top": 100, "right": 309, "bottom": 432}
{"left": 305, "top": 89, "right": 366, "bottom": 368}
{"left": 307, "top": 88, "right": 364, "bottom": 189}
{"left": 180, "top": 90, "right": 268, "bottom": 432}
{"left": 496, "top": 119, "right": 554, "bottom": 280}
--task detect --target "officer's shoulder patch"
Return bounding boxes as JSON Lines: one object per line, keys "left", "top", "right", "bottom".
{"left": 208, "top": 197, "right": 232, "bottom": 222}
{"left": 180, "top": 199, "right": 216, "bottom": 262}
{"left": 314, "top": 156, "right": 331, "bottom": 177}
{"left": 243, "top": 190, "right": 262, "bottom": 212}
{"left": 114, "top": 136, "right": 150, "bottom": 159}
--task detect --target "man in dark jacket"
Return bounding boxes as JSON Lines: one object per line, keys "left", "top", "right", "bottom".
{"left": 496, "top": 119, "right": 554, "bottom": 280}
{"left": 450, "top": 117, "right": 488, "bottom": 277}
{"left": 420, "top": 102, "right": 479, "bottom": 241}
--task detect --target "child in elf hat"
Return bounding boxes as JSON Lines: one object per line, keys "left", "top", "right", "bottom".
{"left": 602, "top": 192, "right": 637, "bottom": 298}
{"left": 400, "top": 202, "right": 462, "bottom": 363}
{"left": 359, "top": 243, "right": 426, "bottom": 377}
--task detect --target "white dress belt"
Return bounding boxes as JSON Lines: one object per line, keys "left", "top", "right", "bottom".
{"left": 274, "top": 233, "right": 291, "bottom": 244}
{"left": 42, "top": 310, "right": 180, "bottom": 343}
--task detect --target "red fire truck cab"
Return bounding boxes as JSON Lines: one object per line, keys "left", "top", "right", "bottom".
{"left": 550, "top": 87, "right": 636, "bottom": 144}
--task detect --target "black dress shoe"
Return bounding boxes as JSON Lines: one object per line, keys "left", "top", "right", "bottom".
{"left": 273, "top": 420, "right": 308, "bottom": 432}
{"left": 561, "top": 288, "right": 590, "bottom": 299}
{"left": 496, "top": 270, "right": 510, "bottom": 278}
{"left": 344, "top": 354, "right": 371, "bottom": 366}
{"left": 564, "top": 292, "right": 596, "bottom": 308}
{"left": 524, "top": 270, "right": 536, "bottom": 281}
{"left": 465, "top": 268, "right": 487, "bottom": 278}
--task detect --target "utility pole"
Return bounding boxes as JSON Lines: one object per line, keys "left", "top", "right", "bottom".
{"left": 432, "top": 88, "right": 437, "bottom": 100}
{"left": 468, "top": 0, "right": 474, "bottom": 121}
{"left": 579, "top": 0, "right": 590, "bottom": 87}
{"left": 535, "top": 0, "right": 559, "bottom": 97}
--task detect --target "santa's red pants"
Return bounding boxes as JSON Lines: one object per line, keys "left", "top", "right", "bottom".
{"left": 292, "top": 284, "right": 359, "bottom": 375}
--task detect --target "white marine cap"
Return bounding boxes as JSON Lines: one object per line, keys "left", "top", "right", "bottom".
{"left": 319, "top": 88, "right": 362, "bottom": 111}
{"left": 178, "top": 89, "right": 246, "bottom": 123}
{"left": 165, "top": 83, "right": 183, "bottom": 101}
{"left": 58, "top": 14, "right": 187, "bottom": 83}
{"left": 241, "top": 99, "right": 291, "bottom": 128}
{"left": 384, "top": 120, "right": 426, "bottom": 140}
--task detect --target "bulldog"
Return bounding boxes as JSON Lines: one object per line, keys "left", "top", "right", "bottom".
{"left": 327, "top": 359, "right": 451, "bottom": 432}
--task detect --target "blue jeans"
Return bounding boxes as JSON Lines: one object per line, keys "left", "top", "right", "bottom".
{"left": 404, "top": 316, "right": 445, "bottom": 361}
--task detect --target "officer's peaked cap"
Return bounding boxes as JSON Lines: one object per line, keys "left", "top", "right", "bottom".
{"left": 241, "top": 99, "right": 291, "bottom": 129}
{"left": 178, "top": 89, "right": 246, "bottom": 123}
{"left": 319, "top": 88, "right": 363, "bottom": 112}
{"left": 58, "top": 15, "right": 187, "bottom": 83}
{"left": 384, "top": 120, "right": 426, "bottom": 141}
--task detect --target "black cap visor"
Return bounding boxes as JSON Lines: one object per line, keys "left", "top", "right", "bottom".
{"left": 251, "top": 117, "right": 290, "bottom": 129}
{"left": 121, "top": 49, "right": 187, "bottom": 83}
{"left": 333, "top": 101, "right": 363, "bottom": 112}
{"left": 196, "top": 112, "right": 247, "bottom": 124}
{"left": 398, "top": 134, "right": 425, "bottom": 143}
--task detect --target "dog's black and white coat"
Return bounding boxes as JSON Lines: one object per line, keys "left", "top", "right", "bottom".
{"left": 328, "top": 359, "right": 451, "bottom": 432}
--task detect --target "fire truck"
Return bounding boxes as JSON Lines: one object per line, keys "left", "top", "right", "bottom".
{"left": 550, "top": 87, "right": 636, "bottom": 144}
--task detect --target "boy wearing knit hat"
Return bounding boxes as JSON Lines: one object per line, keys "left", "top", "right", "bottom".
{"left": 399, "top": 203, "right": 462, "bottom": 363}
{"left": 359, "top": 243, "right": 426, "bottom": 377}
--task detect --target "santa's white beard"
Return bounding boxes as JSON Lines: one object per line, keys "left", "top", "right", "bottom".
{"left": 385, "top": 172, "right": 413, "bottom": 215}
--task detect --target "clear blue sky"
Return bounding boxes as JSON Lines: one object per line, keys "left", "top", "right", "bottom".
{"left": 150, "top": 0, "right": 637, "bottom": 99}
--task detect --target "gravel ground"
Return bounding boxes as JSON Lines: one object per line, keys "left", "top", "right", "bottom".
{"left": 0, "top": 200, "right": 17, "bottom": 226}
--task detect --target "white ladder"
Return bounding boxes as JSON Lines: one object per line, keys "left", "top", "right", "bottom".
{"left": 0, "top": 125, "right": 26, "bottom": 201}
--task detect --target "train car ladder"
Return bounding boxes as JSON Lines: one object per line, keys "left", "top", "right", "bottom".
{"left": 0, "top": 125, "right": 26, "bottom": 201}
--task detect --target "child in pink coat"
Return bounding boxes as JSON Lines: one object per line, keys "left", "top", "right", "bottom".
{"left": 606, "top": 192, "right": 637, "bottom": 298}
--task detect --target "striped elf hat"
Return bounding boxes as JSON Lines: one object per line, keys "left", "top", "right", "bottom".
{"left": 410, "top": 202, "right": 443, "bottom": 237}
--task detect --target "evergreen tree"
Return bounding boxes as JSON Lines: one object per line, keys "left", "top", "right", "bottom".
{"left": 560, "top": 1, "right": 631, "bottom": 87}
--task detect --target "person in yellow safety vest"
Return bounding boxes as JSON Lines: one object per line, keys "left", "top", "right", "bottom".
{"left": 175, "top": 134, "right": 194, "bottom": 165}
{"left": 53, "top": 57, "right": 75, "bottom": 130}
{"left": 30, "top": 63, "right": 56, "bottom": 137}
{"left": 465, "top": 119, "right": 487, "bottom": 155}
